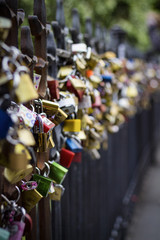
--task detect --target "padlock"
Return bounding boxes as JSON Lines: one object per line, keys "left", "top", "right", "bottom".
{"left": 21, "top": 189, "right": 43, "bottom": 213}
{"left": 92, "top": 90, "right": 102, "bottom": 107}
{"left": 72, "top": 152, "right": 82, "bottom": 163}
{"left": 49, "top": 184, "right": 65, "bottom": 201}
{"left": 72, "top": 43, "right": 87, "bottom": 53}
{"left": 66, "top": 138, "right": 83, "bottom": 153}
{"left": 78, "top": 94, "right": 92, "bottom": 109}
{"left": 58, "top": 92, "right": 76, "bottom": 115}
{"left": 9, "top": 211, "right": 26, "bottom": 240}
{"left": 63, "top": 119, "right": 81, "bottom": 132}
{"left": 4, "top": 164, "right": 33, "bottom": 184}
{"left": 8, "top": 144, "right": 30, "bottom": 171}
{"left": 76, "top": 58, "right": 87, "bottom": 75}
{"left": 0, "top": 109, "right": 13, "bottom": 139}
{"left": 57, "top": 66, "right": 73, "bottom": 79}
{"left": 33, "top": 116, "right": 48, "bottom": 152}
{"left": 15, "top": 70, "right": 38, "bottom": 103}
{"left": 33, "top": 167, "right": 52, "bottom": 197}
{"left": 35, "top": 114, "right": 55, "bottom": 133}
{"left": 51, "top": 108, "right": 68, "bottom": 125}
{"left": 66, "top": 80, "right": 84, "bottom": 101}
{"left": 17, "top": 128, "right": 36, "bottom": 146}
{"left": 49, "top": 161, "right": 68, "bottom": 184}
{"left": 89, "top": 149, "right": 101, "bottom": 160}
{"left": 0, "top": 228, "right": 10, "bottom": 240}
{"left": 47, "top": 78, "right": 60, "bottom": 100}
{"left": 17, "top": 104, "right": 37, "bottom": 128}
{"left": 69, "top": 76, "right": 86, "bottom": 90}
{"left": 86, "top": 52, "right": 99, "bottom": 69}
{"left": 89, "top": 128, "right": 101, "bottom": 141}
{"left": 77, "top": 131, "right": 87, "bottom": 141}
{"left": 41, "top": 99, "right": 59, "bottom": 116}
{"left": 60, "top": 148, "right": 75, "bottom": 168}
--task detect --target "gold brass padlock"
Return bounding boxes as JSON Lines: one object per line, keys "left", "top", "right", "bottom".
{"left": 51, "top": 108, "right": 68, "bottom": 125}
{"left": 4, "top": 164, "right": 33, "bottom": 184}
{"left": 69, "top": 77, "right": 86, "bottom": 90}
{"left": 41, "top": 100, "right": 59, "bottom": 116}
{"left": 22, "top": 189, "right": 43, "bottom": 213}
{"left": 33, "top": 116, "right": 48, "bottom": 152}
{"left": 15, "top": 73, "right": 38, "bottom": 103}
{"left": 49, "top": 184, "right": 65, "bottom": 201}
{"left": 57, "top": 66, "right": 73, "bottom": 79}
{"left": 63, "top": 119, "right": 81, "bottom": 132}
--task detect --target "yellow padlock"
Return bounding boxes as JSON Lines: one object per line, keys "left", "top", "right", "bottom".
{"left": 17, "top": 129, "right": 36, "bottom": 146}
{"left": 69, "top": 77, "right": 86, "bottom": 90}
{"left": 4, "top": 164, "right": 33, "bottom": 184}
{"left": 51, "top": 108, "right": 68, "bottom": 125}
{"left": 15, "top": 73, "right": 38, "bottom": 103}
{"left": 22, "top": 189, "right": 43, "bottom": 213}
{"left": 57, "top": 66, "right": 73, "bottom": 79}
{"left": 41, "top": 99, "right": 59, "bottom": 116}
{"left": 63, "top": 119, "right": 81, "bottom": 132}
{"left": 49, "top": 184, "right": 64, "bottom": 201}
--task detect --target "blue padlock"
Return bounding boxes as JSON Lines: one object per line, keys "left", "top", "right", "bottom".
{"left": 0, "top": 109, "right": 13, "bottom": 139}
{"left": 101, "top": 74, "right": 112, "bottom": 83}
{"left": 66, "top": 138, "right": 83, "bottom": 153}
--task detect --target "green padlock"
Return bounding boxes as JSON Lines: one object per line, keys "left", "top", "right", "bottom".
{"left": 33, "top": 167, "right": 52, "bottom": 197}
{"left": 49, "top": 161, "right": 68, "bottom": 184}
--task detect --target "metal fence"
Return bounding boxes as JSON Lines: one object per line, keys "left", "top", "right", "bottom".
{"left": 0, "top": 1, "right": 160, "bottom": 240}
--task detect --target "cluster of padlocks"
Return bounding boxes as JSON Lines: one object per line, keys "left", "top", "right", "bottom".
{"left": 0, "top": 3, "right": 160, "bottom": 239}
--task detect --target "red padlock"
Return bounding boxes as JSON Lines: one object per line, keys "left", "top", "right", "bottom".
{"left": 72, "top": 152, "right": 82, "bottom": 163}
{"left": 60, "top": 148, "right": 75, "bottom": 168}
{"left": 66, "top": 80, "right": 84, "bottom": 101}
{"left": 47, "top": 79, "right": 60, "bottom": 100}
{"left": 35, "top": 114, "right": 55, "bottom": 133}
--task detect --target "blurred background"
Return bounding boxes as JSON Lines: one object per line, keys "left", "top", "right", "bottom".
{"left": 18, "top": 0, "right": 160, "bottom": 52}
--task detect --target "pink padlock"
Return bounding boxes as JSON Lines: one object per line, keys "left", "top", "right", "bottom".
{"left": 9, "top": 221, "right": 25, "bottom": 240}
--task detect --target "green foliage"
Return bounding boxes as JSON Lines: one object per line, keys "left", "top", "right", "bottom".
{"left": 18, "top": 0, "right": 160, "bottom": 51}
